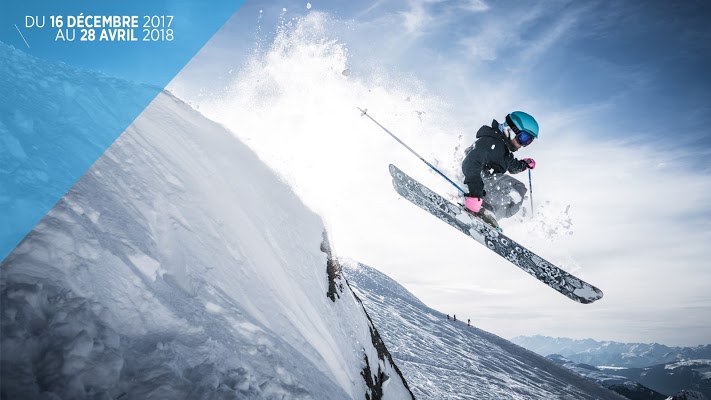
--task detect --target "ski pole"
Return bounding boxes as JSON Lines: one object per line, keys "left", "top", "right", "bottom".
{"left": 358, "top": 107, "right": 466, "bottom": 195}
{"left": 528, "top": 168, "right": 534, "bottom": 217}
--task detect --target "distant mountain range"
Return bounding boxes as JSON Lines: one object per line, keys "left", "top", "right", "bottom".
{"left": 546, "top": 354, "right": 667, "bottom": 400}
{"left": 548, "top": 354, "right": 711, "bottom": 400}
{"left": 511, "top": 335, "right": 711, "bottom": 368}
{"left": 510, "top": 336, "right": 711, "bottom": 399}
{"left": 609, "top": 359, "right": 711, "bottom": 400}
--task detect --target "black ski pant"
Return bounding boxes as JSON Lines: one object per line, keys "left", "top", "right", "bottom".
{"left": 477, "top": 173, "right": 527, "bottom": 220}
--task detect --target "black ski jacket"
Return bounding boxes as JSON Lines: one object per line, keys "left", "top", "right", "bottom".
{"left": 461, "top": 119, "right": 530, "bottom": 198}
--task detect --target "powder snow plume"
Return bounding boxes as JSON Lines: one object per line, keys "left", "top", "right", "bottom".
{"left": 198, "top": 12, "right": 471, "bottom": 258}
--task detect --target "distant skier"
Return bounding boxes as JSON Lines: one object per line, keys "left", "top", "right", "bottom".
{"left": 461, "top": 111, "right": 538, "bottom": 227}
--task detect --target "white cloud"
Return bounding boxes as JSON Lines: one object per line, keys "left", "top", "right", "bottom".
{"left": 400, "top": 1, "right": 434, "bottom": 36}
{"left": 516, "top": 11, "right": 578, "bottom": 66}
{"left": 354, "top": 0, "right": 391, "bottom": 19}
{"left": 398, "top": 0, "right": 491, "bottom": 38}
{"left": 461, "top": 0, "right": 489, "bottom": 12}
{"left": 456, "top": 2, "right": 576, "bottom": 66}
{"left": 459, "top": 32, "right": 504, "bottom": 61}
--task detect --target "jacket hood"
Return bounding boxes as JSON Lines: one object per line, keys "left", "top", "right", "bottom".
{"left": 477, "top": 119, "right": 519, "bottom": 152}
{"left": 476, "top": 119, "right": 504, "bottom": 139}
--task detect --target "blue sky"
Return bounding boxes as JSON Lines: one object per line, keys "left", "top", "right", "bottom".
{"left": 172, "top": 0, "right": 711, "bottom": 346}
{"left": 267, "top": 1, "right": 707, "bottom": 149}
{"left": 366, "top": 0, "right": 711, "bottom": 152}
{"left": 176, "top": 0, "right": 711, "bottom": 160}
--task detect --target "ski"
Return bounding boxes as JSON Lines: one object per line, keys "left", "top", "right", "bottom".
{"left": 389, "top": 164, "right": 603, "bottom": 304}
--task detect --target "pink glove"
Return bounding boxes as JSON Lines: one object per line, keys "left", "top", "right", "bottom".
{"left": 465, "top": 196, "right": 483, "bottom": 213}
{"left": 523, "top": 158, "right": 536, "bottom": 169}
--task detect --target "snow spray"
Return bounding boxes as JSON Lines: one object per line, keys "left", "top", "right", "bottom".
{"left": 358, "top": 107, "right": 466, "bottom": 195}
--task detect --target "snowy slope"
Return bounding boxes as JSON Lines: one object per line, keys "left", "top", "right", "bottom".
{"left": 0, "top": 44, "right": 412, "bottom": 400}
{"left": 344, "top": 262, "right": 627, "bottom": 400}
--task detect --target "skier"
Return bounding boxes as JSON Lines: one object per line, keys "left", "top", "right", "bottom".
{"left": 461, "top": 111, "right": 538, "bottom": 228}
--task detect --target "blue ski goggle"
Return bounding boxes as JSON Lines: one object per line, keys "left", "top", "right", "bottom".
{"left": 506, "top": 114, "right": 535, "bottom": 147}
{"left": 516, "top": 131, "right": 535, "bottom": 147}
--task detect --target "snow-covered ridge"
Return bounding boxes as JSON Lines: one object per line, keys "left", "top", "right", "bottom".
{"left": 665, "top": 360, "right": 711, "bottom": 370}
{"left": 344, "top": 262, "right": 627, "bottom": 400}
{"left": 0, "top": 44, "right": 412, "bottom": 399}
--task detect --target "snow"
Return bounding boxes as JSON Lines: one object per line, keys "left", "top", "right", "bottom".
{"left": 599, "top": 366, "right": 629, "bottom": 371}
{"left": 0, "top": 43, "right": 411, "bottom": 399}
{"left": 344, "top": 261, "right": 627, "bottom": 400}
{"left": 665, "top": 360, "right": 711, "bottom": 369}
{"left": 192, "top": 12, "right": 475, "bottom": 272}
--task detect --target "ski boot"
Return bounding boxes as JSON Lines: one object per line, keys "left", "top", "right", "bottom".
{"left": 459, "top": 202, "right": 503, "bottom": 232}
{"left": 475, "top": 207, "right": 504, "bottom": 232}
{"left": 475, "top": 208, "right": 503, "bottom": 232}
